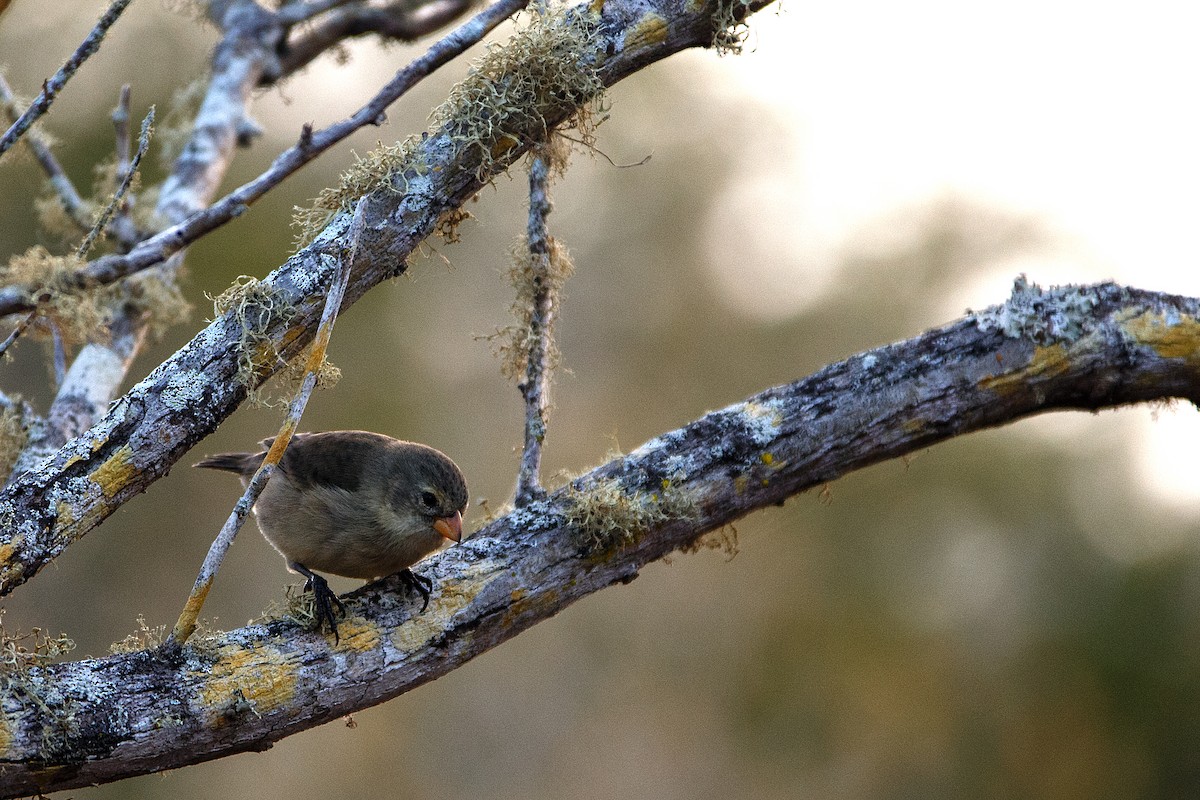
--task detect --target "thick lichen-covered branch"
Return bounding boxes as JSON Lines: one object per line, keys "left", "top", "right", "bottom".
{"left": 293, "top": 4, "right": 605, "bottom": 242}
{"left": 0, "top": 280, "right": 1198, "bottom": 795}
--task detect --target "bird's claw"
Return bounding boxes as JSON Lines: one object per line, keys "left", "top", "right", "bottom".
{"left": 398, "top": 569, "right": 433, "bottom": 612}
{"left": 293, "top": 563, "right": 346, "bottom": 642}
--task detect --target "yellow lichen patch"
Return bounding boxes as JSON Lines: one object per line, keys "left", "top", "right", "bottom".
{"left": 0, "top": 709, "right": 12, "bottom": 758}
{"left": 391, "top": 560, "right": 502, "bottom": 651}
{"left": 392, "top": 578, "right": 483, "bottom": 652}
{"left": 978, "top": 343, "right": 1072, "bottom": 394}
{"left": 623, "top": 12, "right": 668, "bottom": 52}
{"left": 89, "top": 445, "right": 136, "bottom": 498}
{"left": 54, "top": 501, "right": 75, "bottom": 528}
{"left": 170, "top": 576, "right": 213, "bottom": 646}
{"left": 744, "top": 400, "right": 783, "bottom": 426}
{"left": 502, "top": 587, "right": 560, "bottom": 629}
{"left": 733, "top": 474, "right": 749, "bottom": 494}
{"left": 1121, "top": 310, "right": 1200, "bottom": 363}
{"left": 195, "top": 644, "right": 298, "bottom": 726}
{"left": 0, "top": 534, "right": 19, "bottom": 569}
{"left": 331, "top": 616, "right": 382, "bottom": 653}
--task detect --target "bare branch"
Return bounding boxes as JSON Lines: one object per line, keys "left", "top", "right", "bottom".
{"left": 275, "top": 0, "right": 476, "bottom": 77}
{"left": 76, "top": 106, "right": 154, "bottom": 258}
{"left": 0, "top": 280, "right": 1198, "bottom": 794}
{"left": 104, "top": 85, "right": 145, "bottom": 252}
{"left": 0, "top": 313, "right": 35, "bottom": 361}
{"left": 111, "top": 85, "right": 132, "bottom": 172}
{"left": 0, "top": 0, "right": 134, "bottom": 158}
{"left": 275, "top": 0, "right": 362, "bottom": 26}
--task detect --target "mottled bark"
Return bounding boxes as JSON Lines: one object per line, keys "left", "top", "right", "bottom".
{"left": 0, "top": 281, "right": 1197, "bottom": 795}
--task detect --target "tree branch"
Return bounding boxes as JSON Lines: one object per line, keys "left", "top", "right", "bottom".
{"left": 0, "top": 0, "right": 530, "bottom": 321}
{"left": 274, "top": 0, "right": 477, "bottom": 77}
{"left": 0, "top": 280, "right": 1197, "bottom": 795}
{"left": 0, "top": 0, "right": 776, "bottom": 594}
{"left": 167, "top": 199, "right": 364, "bottom": 647}
{"left": 6, "top": 0, "right": 286, "bottom": 476}
{"left": 515, "top": 152, "right": 559, "bottom": 505}
{"left": 0, "top": 0, "right": 133, "bottom": 158}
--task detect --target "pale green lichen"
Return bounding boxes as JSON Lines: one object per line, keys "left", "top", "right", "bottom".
{"left": 486, "top": 235, "right": 575, "bottom": 382}
{"left": 0, "top": 403, "right": 28, "bottom": 485}
{"left": 972, "top": 275, "right": 1105, "bottom": 345}
{"left": 565, "top": 476, "right": 698, "bottom": 553}
{"left": 0, "top": 610, "right": 74, "bottom": 675}
{"left": 711, "top": 0, "right": 754, "bottom": 55}
{"left": 1, "top": 246, "right": 110, "bottom": 345}
{"left": 208, "top": 275, "right": 297, "bottom": 406}
{"left": 291, "top": 6, "right": 606, "bottom": 245}
{"left": 157, "top": 76, "right": 207, "bottom": 169}
{"left": 109, "top": 615, "right": 167, "bottom": 655}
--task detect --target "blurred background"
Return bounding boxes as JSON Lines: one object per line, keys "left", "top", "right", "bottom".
{"left": 3, "top": 0, "right": 1200, "bottom": 797}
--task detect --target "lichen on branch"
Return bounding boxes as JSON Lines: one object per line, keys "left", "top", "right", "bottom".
{"left": 292, "top": 5, "right": 606, "bottom": 243}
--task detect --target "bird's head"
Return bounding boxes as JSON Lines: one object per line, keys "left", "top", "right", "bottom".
{"left": 386, "top": 444, "right": 469, "bottom": 543}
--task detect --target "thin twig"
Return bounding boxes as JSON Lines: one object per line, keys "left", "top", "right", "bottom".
{"left": 276, "top": 0, "right": 474, "bottom": 76}
{"left": 515, "top": 152, "right": 556, "bottom": 506}
{"left": 106, "top": 85, "right": 143, "bottom": 248}
{"left": 76, "top": 107, "right": 154, "bottom": 258}
{"left": 0, "top": 313, "right": 35, "bottom": 360}
{"left": 165, "top": 198, "right": 366, "bottom": 648}
{"left": 0, "top": 0, "right": 134, "bottom": 158}
{"left": 0, "top": 73, "right": 90, "bottom": 231}
{"left": 64, "top": 0, "right": 528, "bottom": 305}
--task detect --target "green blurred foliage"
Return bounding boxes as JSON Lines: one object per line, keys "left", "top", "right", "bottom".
{"left": 1, "top": 2, "right": 1198, "bottom": 799}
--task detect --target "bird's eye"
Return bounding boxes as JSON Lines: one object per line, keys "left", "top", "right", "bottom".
{"left": 419, "top": 490, "right": 439, "bottom": 510}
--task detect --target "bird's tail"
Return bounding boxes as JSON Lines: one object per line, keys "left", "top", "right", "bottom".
{"left": 193, "top": 452, "right": 260, "bottom": 474}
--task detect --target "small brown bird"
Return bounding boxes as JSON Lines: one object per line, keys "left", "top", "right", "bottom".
{"left": 195, "top": 430, "right": 468, "bottom": 639}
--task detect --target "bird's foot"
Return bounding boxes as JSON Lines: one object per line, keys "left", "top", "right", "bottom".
{"left": 291, "top": 562, "right": 346, "bottom": 642}
{"left": 398, "top": 569, "right": 433, "bottom": 613}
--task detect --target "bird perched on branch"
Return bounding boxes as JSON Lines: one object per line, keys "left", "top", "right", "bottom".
{"left": 195, "top": 430, "right": 468, "bottom": 640}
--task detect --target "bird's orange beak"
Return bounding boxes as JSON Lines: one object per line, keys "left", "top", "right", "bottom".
{"left": 433, "top": 510, "right": 463, "bottom": 543}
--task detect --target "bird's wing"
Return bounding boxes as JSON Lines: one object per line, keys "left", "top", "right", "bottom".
{"left": 265, "top": 431, "right": 391, "bottom": 493}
